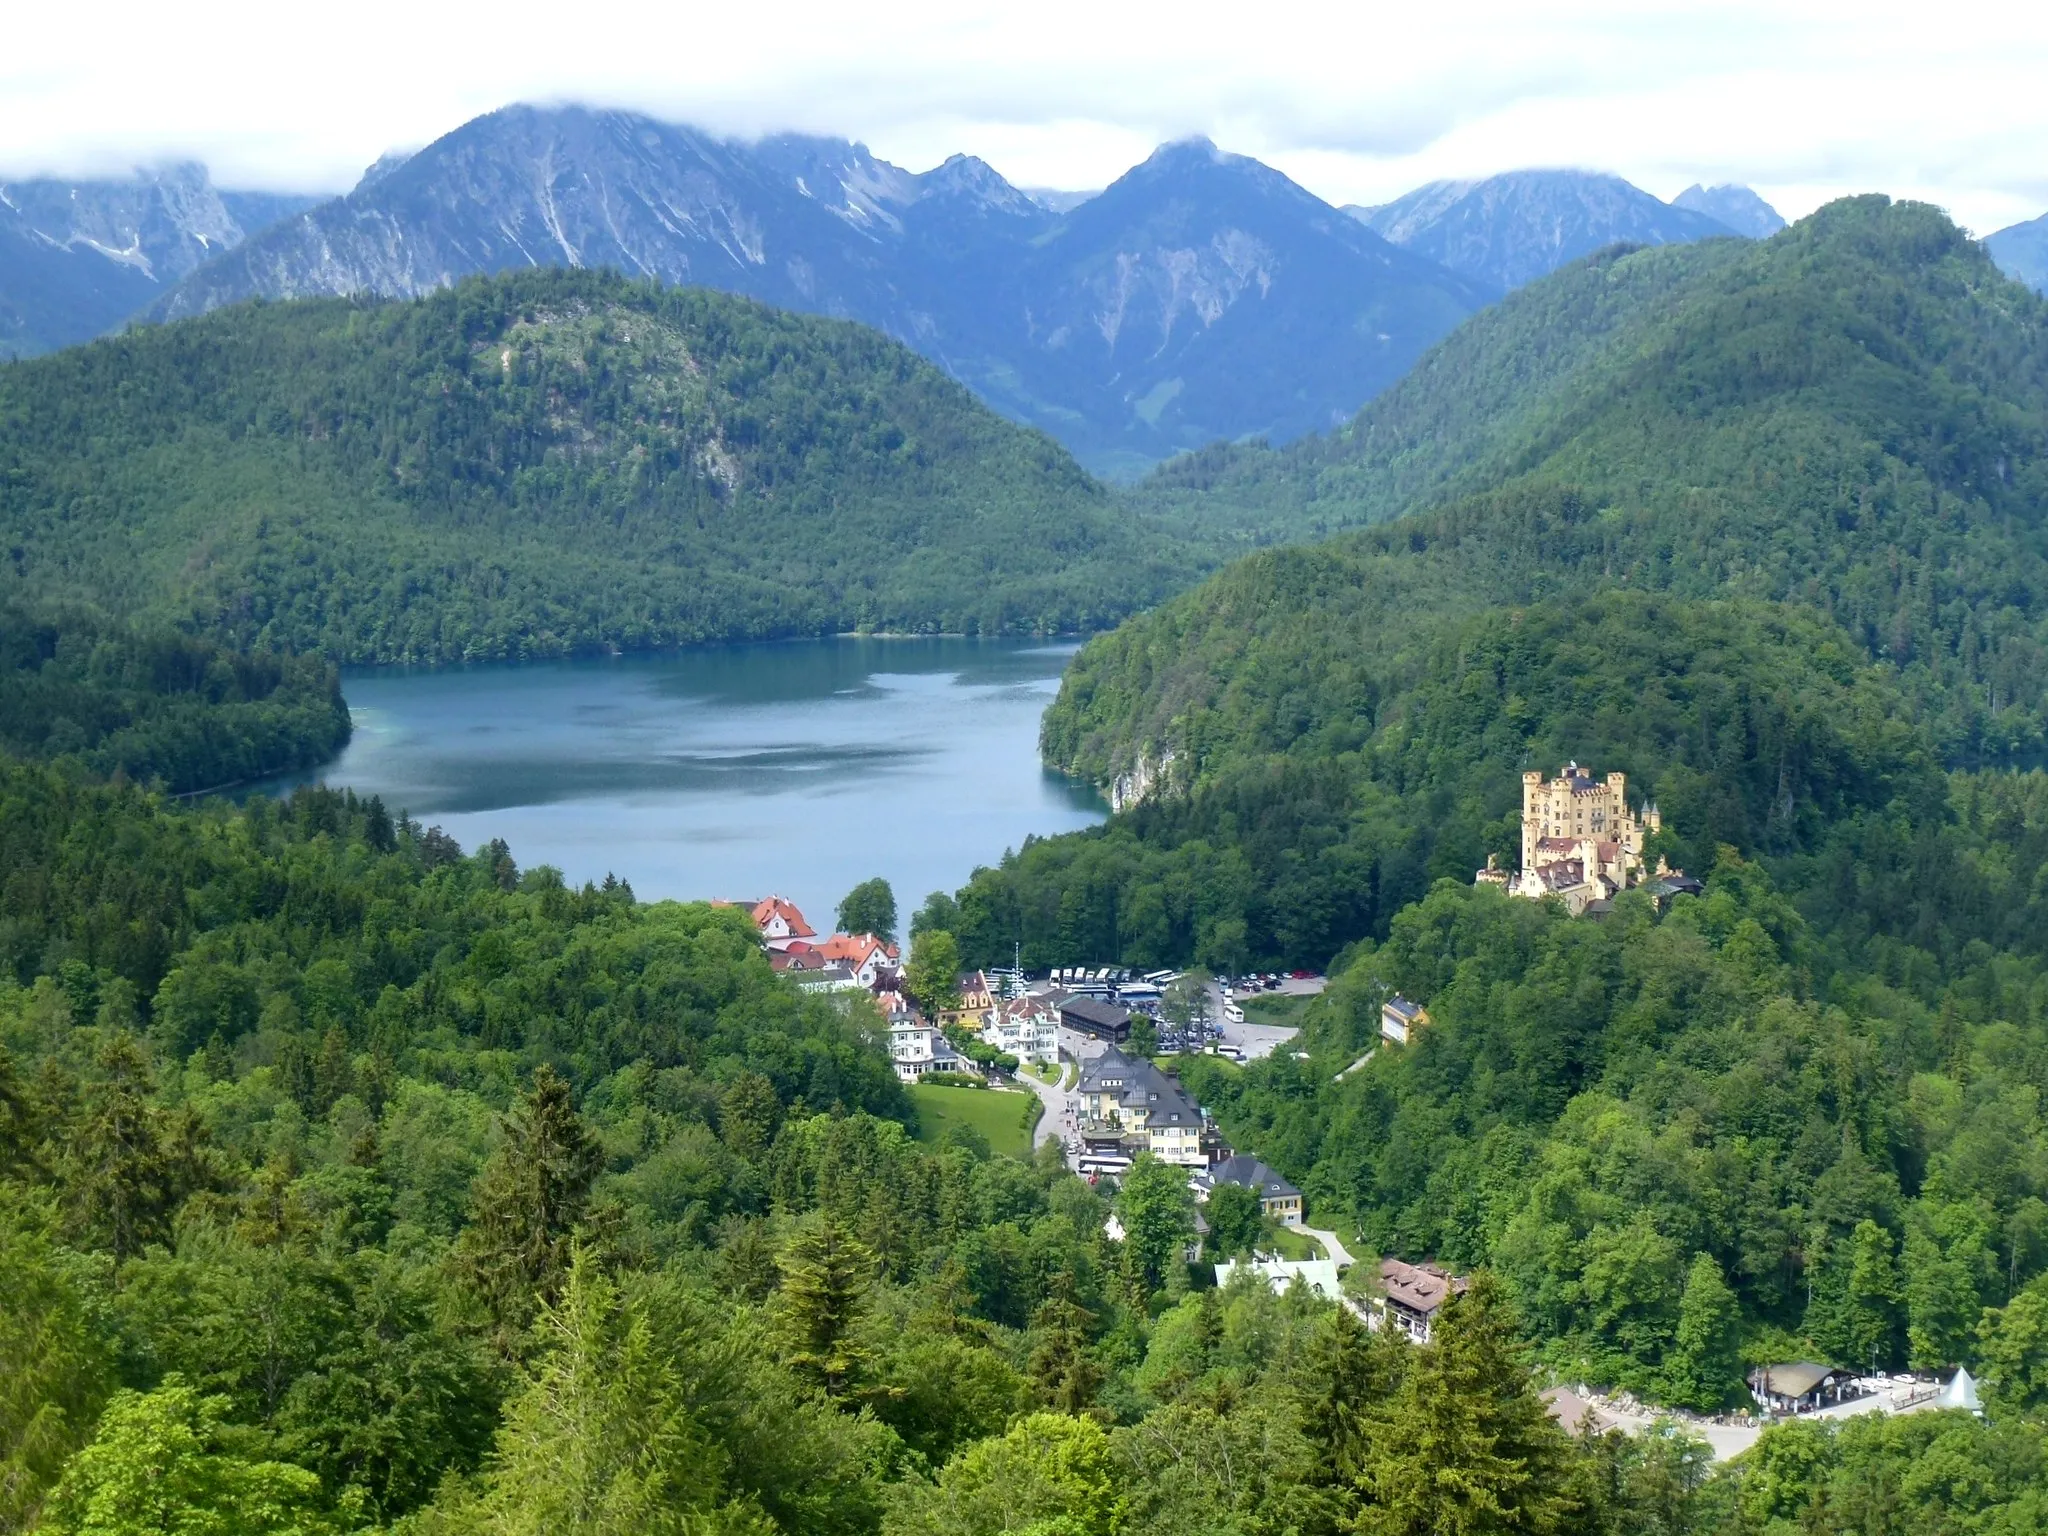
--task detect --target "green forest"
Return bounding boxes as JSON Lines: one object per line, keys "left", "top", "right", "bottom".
{"left": 0, "top": 268, "right": 1193, "bottom": 663}
{"left": 0, "top": 601, "right": 349, "bottom": 793}
{"left": 1138, "top": 197, "right": 2048, "bottom": 767}
{"left": 4, "top": 766, "right": 2047, "bottom": 1536}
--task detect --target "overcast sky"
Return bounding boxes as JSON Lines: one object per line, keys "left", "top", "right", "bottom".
{"left": 3, "top": 0, "right": 2044, "bottom": 234}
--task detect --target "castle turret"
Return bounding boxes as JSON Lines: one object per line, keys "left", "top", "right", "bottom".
{"left": 1521, "top": 771, "right": 1543, "bottom": 873}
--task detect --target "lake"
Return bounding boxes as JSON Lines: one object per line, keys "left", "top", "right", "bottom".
{"left": 258, "top": 638, "right": 1105, "bottom": 927}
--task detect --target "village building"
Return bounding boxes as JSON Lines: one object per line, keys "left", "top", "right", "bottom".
{"left": 1475, "top": 762, "right": 1682, "bottom": 914}
{"left": 1192, "top": 1154, "right": 1304, "bottom": 1225}
{"left": 750, "top": 895, "right": 817, "bottom": 952}
{"left": 938, "top": 970, "right": 998, "bottom": 1031}
{"left": 1077, "top": 1046, "right": 1221, "bottom": 1167}
{"left": 888, "top": 1016, "right": 973, "bottom": 1081}
{"left": 982, "top": 993, "right": 1060, "bottom": 1064}
{"left": 1214, "top": 1257, "right": 1343, "bottom": 1301}
{"left": 1380, "top": 995, "right": 1430, "bottom": 1047}
{"left": 1370, "top": 1259, "right": 1469, "bottom": 1343}
{"left": 1059, "top": 996, "right": 1133, "bottom": 1043}
{"left": 792, "top": 961, "right": 864, "bottom": 993}
{"left": 778, "top": 931, "right": 900, "bottom": 988}
{"left": 1747, "top": 1362, "right": 1860, "bottom": 1415}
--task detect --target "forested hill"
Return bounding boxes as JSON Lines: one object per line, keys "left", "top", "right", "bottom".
{"left": 1133, "top": 197, "right": 2048, "bottom": 764}
{"left": 0, "top": 268, "right": 1189, "bottom": 663}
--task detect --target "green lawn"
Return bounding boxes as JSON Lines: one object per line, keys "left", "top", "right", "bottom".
{"left": 1241, "top": 992, "right": 1313, "bottom": 1026}
{"left": 1265, "top": 1223, "right": 1323, "bottom": 1260}
{"left": 910, "top": 1082, "right": 1036, "bottom": 1159}
{"left": 1030, "top": 1062, "right": 1062, "bottom": 1085}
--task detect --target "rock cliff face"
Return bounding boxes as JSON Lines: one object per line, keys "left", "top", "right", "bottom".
{"left": 0, "top": 164, "right": 316, "bottom": 358}
{"left": 148, "top": 110, "right": 1487, "bottom": 475}
{"left": 1988, "top": 212, "right": 2048, "bottom": 294}
{"left": 1348, "top": 169, "right": 1741, "bottom": 295}
{"left": 1108, "top": 747, "right": 1179, "bottom": 812}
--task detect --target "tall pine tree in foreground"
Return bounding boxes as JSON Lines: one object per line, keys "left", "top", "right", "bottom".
{"left": 775, "top": 1217, "right": 880, "bottom": 1398}
{"left": 455, "top": 1066, "right": 604, "bottom": 1340}
{"left": 1356, "top": 1272, "right": 1580, "bottom": 1536}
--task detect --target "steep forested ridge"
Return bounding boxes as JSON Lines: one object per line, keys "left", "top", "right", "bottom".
{"left": 1140, "top": 198, "right": 2048, "bottom": 765}
{"left": 0, "top": 268, "right": 1192, "bottom": 663}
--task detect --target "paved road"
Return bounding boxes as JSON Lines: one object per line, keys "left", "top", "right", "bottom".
{"left": 1011, "top": 1065, "right": 1071, "bottom": 1152}
{"left": 1298, "top": 1224, "right": 1357, "bottom": 1266}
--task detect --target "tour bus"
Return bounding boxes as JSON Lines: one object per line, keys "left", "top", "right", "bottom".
{"left": 1077, "top": 1154, "right": 1133, "bottom": 1178}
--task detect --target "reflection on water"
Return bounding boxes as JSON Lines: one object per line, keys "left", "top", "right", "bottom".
{"left": 250, "top": 638, "right": 1106, "bottom": 922}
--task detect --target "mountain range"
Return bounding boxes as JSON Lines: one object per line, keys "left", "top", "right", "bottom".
{"left": 1130, "top": 195, "right": 2048, "bottom": 766}
{"left": 0, "top": 162, "right": 317, "bottom": 359}
{"left": 1344, "top": 170, "right": 1758, "bottom": 294}
{"left": 2, "top": 105, "right": 1787, "bottom": 476}
{"left": 145, "top": 109, "right": 1505, "bottom": 476}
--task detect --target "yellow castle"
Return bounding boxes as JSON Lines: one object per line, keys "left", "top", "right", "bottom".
{"left": 1475, "top": 762, "right": 1662, "bottom": 914}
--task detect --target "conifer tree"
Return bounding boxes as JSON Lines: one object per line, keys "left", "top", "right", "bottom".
{"left": 1293, "top": 1303, "right": 1407, "bottom": 1486}
{"left": 1661, "top": 1253, "right": 1743, "bottom": 1411}
{"left": 456, "top": 1066, "right": 604, "bottom": 1336}
{"left": 1356, "top": 1271, "right": 1578, "bottom": 1536}
{"left": 60, "top": 1034, "right": 198, "bottom": 1265}
{"left": 774, "top": 1217, "right": 878, "bottom": 1398}
{"left": 0, "top": 1046, "right": 38, "bottom": 1178}
{"left": 200, "top": 1031, "right": 236, "bottom": 1084}
{"left": 1027, "top": 1281, "right": 1103, "bottom": 1415}
{"left": 276, "top": 1033, "right": 317, "bottom": 1114}
{"left": 466, "top": 1252, "right": 729, "bottom": 1536}
{"left": 719, "top": 1072, "right": 780, "bottom": 1161}
{"left": 312, "top": 1026, "right": 354, "bottom": 1116}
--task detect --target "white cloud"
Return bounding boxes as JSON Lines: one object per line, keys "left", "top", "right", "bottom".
{"left": 0, "top": 0, "right": 2043, "bottom": 232}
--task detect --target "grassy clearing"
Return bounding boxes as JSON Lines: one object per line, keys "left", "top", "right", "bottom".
{"left": 909, "top": 1082, "right": 1036, "bottom": 1159}
{"left": 1241, "top": 992, "right": 1312, "bottom": 1026}
{"left": 1265, "top": 1224, "right": 1323, "bottom": 1260}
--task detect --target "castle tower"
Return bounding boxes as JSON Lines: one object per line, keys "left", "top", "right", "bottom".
{"left": 1521, "top": 771, "right": 1543, "bottom": 873}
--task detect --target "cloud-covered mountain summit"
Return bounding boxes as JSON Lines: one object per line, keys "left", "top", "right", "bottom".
{"left": 0, "top": 163, "right": 314, "bottom": 359}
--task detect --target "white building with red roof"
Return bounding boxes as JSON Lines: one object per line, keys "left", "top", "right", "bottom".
{"left": 750, "top": 896, "right": 817, "bottom": 952}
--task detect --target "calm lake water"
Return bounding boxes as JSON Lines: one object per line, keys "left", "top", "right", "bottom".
{"left": 258, "top": 638, "right": 1105, "bottom": 924}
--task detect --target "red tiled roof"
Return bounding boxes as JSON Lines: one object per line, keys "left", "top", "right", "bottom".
{"left": 750, "top": 896, "right": 816, "bottom": 938}
{"left": 813, "top": 933, "right": 902, "bottom": 967}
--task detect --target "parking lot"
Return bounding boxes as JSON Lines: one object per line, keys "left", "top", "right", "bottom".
{"left": 1209, "top": 974, "right": 1322, "bottom": 1061}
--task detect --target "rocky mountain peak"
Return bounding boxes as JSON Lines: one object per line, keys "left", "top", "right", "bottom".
{"left": 1673, "top": 182, "right": 1786, "bottom": 238}
{"left": 1351, "top": 167, "right": 1743, "bottom": 293}
{"left": 914, "top": 154, "right": 1039, "bottom": 218}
